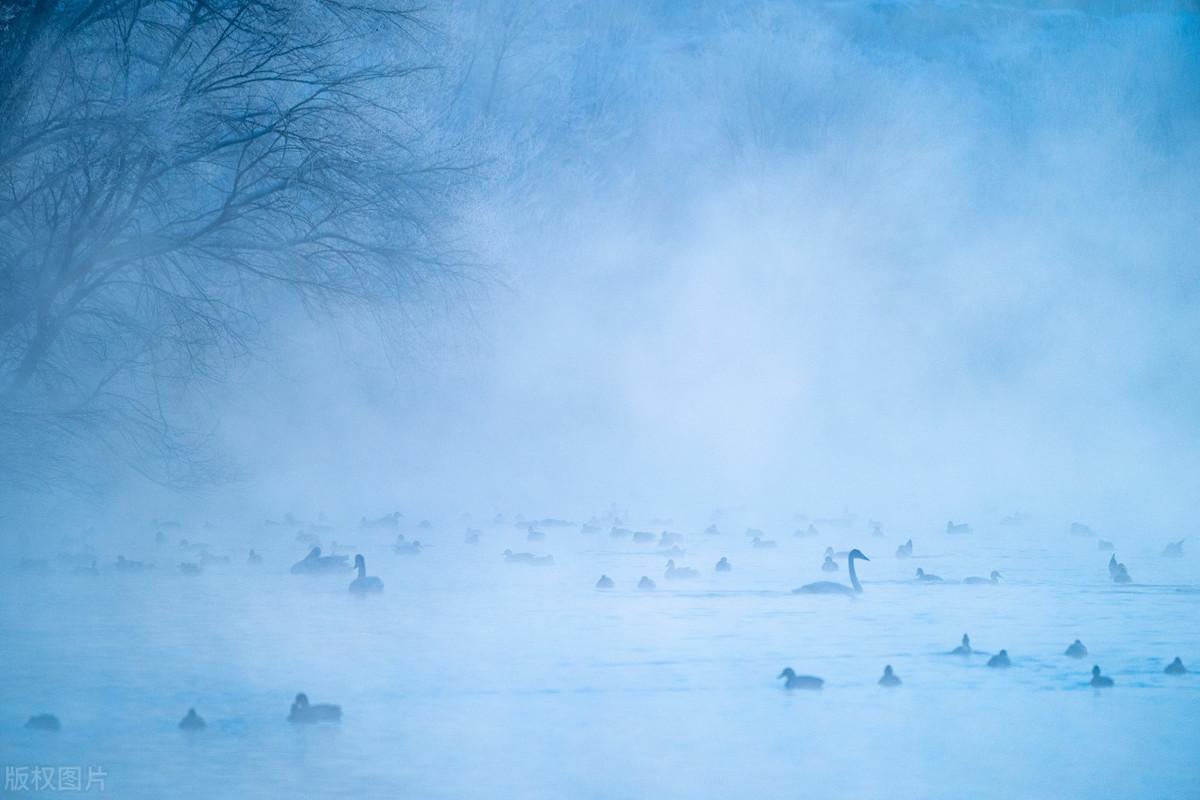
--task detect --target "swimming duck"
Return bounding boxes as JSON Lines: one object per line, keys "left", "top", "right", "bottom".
{"left": 595, "top": 575, "right": 615, "bottom": 590}
{"left": 526, "top": 528, "right": 547, "bottom": 541}
{"left": 794, "top": 549, "right": 869, "bottom": 595}
{"left": 1065, "top": 640, "right": 1088, "bottom": 658}
{"left": 247, "top": 549, "right": 263, "bottom": 565}
{"left": 1165, "top": 657, "right": 1187, "bottom": 675}
{"left": 777, "top": 668, "right": 824, "bottom": 690}
{"left": 895, "top": 539, "right": 913, "bottom": 558}
{"left": 637, "top": 576, "right": 656, "bottom": 590}
{"left": 659, "top": 531, "right": 682, "bottom": 546}
{"left": 1161, "top": 540, "right": 1184, "bottom": 558}
{"left": 290, "top": 546, "right": 349, "bottom": 575}
{"left": 25, "top": 714, "right": 60, "bottom": 731}
{"left": 715, "top": 557, "right": 732, "bottom": 572}
{"left": 820, "top": 556, "right": 839, "bottom": 572}
{"left": 199, "top": 551, "right": 229, "bottom": 565}
{"left": 751, "top": 536, "right": 777, "bottom": 549}
{"left": 915, "top": 568, "right": 943, "bottom": 582}
{"left": 946, "top": 521, "right": 971, "bottom": 535}
{"left": 348, "top": 554, "right": 383, "bottom": 594}
{"left": 288, "top": 693, "right": 341, "bottom": 723}
{"left": 178, "top": 708, "right": 206, "bottom": 730}
{"left": 987, "top": 649, "right": 1011, "bottom": 668}
{"left": 464, "top": 529, "right": 481, "bottom": 544}
{"left": 115, "top": 555, "right": 146, "bottom": 573}
{"left": 393, "top": 539, "right": 422, "bottom": 555}
{"left": 878, "top": 665, "right": 902, "bottom": 687}
{"left": 179, "top": 562, "right": 202, "bottom": 576}
{"left": 1089, "top": 665, "right": 1114, "bottom": 687}
{"left": 664, "top": 560, "right": 697, "bottom": 580}
{"left": 963, "top": 570, "right": 1001, "bottom": 585}
{"left": 951, "top": 634, "right": 972, "bottom": 655}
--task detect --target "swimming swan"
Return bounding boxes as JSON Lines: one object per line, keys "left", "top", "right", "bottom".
{"left": 1065, "top": 640, "right": 1088, "bottom": 658}
{"left": 348, "top": 554, "right": 383, "bottom": 594}
{"left": 288, "top": 693, "right": 341, "bottom": 723}
{"left": 715, "top": 557, "right": 732, "bottom": 572}
{"left": 1165, "top": 657, "right": 1187, "bottom": 675}
{"left": 878, "top": 665, "right": 902, "bottom": 687}
{"left": 179, "top": 708, "right": 206, "bottom": 730}
{"left": 963, "top": 571, "right": 1001, "bottom": 585}
{"left": 664, "top": 560, "right": 697, "bottom": 580}
{"left": 794, "top": 549, "right": 869, "bottom": 595}
{"left": 778, "top": 667, "right": 824, "bottom": 690}
{"left": 1089, "top": 665, "right": 1114, "bottom": 688}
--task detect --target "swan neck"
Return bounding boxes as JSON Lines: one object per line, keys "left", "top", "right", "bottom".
{"left": 848, "top": 554, "right": 862, "bottom": 592}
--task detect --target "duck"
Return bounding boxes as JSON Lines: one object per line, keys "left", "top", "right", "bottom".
{"left": 794, "top": 524, "right": 818, "bottom": 538}
{"left": 951, "top": 634, "right": 973, "bottom": 656}
{"left": 1089, "top": 665, "right": 1114, "bottom": 688}
{"left": 659, "top": 531, "right": 682, "bottom": 546}
{"left": 178, "top": 708, "right": 206, "bottom": 731}
{"left": 751, "top": 536, "right": 777, "bottom": 549}
{"left": 348, "top": 554, "right": 384, "bottom": 594}
{"left": 247, "top": 549, "right": 263, "bottom": 565}
{"left": 1161, "top": 540, "right": 1184, "bottom": 558}
{"left": 1065, "top": 639, "right": 1088, "bottom": 659}
{"left": 794, "top": 549, "right": 869, "bottom": 595}
{"left": 963, "top": 570, "right": 1001, "bottom": 585}
{"left": 595, "top": 575, "right": 615, "bottom": 590}
{"left": 115, "top": 555, "right": 146, "bottom": 573}
{"left": 703, "top": 524, "right": 720, "bottom": 536}
{"left": 820, "top": 556, "right": 839, "bottom": 572}
{"left": 25, "top": 714, "right": 60, "bottom": 731}
{"left": 179, "top": 562, "right": 202, "bottom": 576}
{"left": 657, "top": 545, "right": 687, "bottom": 558}
{"left": 637, "top": 576, "right": 657, "bottom": 590}
{"left": 464, "top": 529, "right": 481, "bottom": 544}
{"left": 777, "top": 667, "right": 823, "bottom": 690}
{"left": 878, "top": 665, "right": 902, "bottom": 687}
{"left": 288, "top": 693, "right": 341, "bottom": 723}
{"left": 526, "top": 528, "right": 547, "bottom": 542}
{"left": 915, "top": 567, "right": 943, "bottom": 582}
{"left": 946, "top": 521, "right": 971, "bottom": 535}
{"left": 715, "top": 557, "right": 732, "bottom": 572}
{"left": 290, "top": 546, "right": 348, "bottom": 575}
{"left": 895, "top": 539, "right": 913, "bottom": 558}
{"left": 664, "top": 560, "right": 697, "bottom": 580}
{"left": 1164, "top": 657, "right": 1187, "bottom": 675}
{"left": 393, "top": 538, "right": 422, "bottom": 555}
{"left": 987, "top": 649, "right": 1011, "bottom": 668}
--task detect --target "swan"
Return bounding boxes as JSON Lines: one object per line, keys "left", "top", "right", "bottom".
{"left": 915, "top": 568, "right": 943, "bottom": 582}
{"left": 178, "top": 708, "right": 206, "bottom": 731}
{"left": 1165, "top": 657, "right": 1187, "bottom": 675}
{"left": 288, "top": 693, "right": 341, "bottom": 723}
{"left": 794, "top": 549, "right": 869, "bottom": 595}
{"left": 1065, "top": 640, "right": 1088, "bottom": 658}
{"left": 895, "top": 539, "right": 913, "bottom": 558}
{"left": 951, "top": 634, "right": 972, "bottom": 655}
{"left": 25, "top": 714, "right": 60, "bottom": 731}
{"left": 595, "top": 575, "right": 615, "bottom": 590}
{"left": 1089, "top": 665, "right": 1114, "bottom": 688}
{"left": 290, "top": 546, "right": 349, "bottom": 574}
{"left": 1161, "top": 540, "right": 1184, "bottom": 558}
{"left": 987, "top": 649, "right": 1011, "bottom": 668}
{"left": 778, "top": 668, "right": 824, "bottom": 690}
{"left": 821, "top": 556, "right": 839, "bottom": 572}
{"left": 878, "top": 665, "right": 902, "bottom": 687}
{"left": 963, "top": 570, "right": 1001, "bottom": 585}
{"left": 637, "top": 576, "right": 656, "bottom": 590}
{"left": 715, "top": 557, "right": 732, "bottom": 572}
{"left": 664, "top": 560, "right": 697, "bottom": 580}
{"left": 348, "top": 554, "right": 383, "bottom": 594}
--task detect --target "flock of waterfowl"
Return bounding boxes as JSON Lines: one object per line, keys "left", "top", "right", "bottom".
{"left": 11, "top": 511, "right": 1194, "bottom": 732}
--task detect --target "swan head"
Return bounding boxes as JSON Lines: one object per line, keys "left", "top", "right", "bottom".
{"left": 503, "top": 549, "right": 513, "bottom": 556}
{"left": 961, "top": 634, "right": 970, "bottom": 646}
{"left": 293, "top": 693, "right": 309, "bottom": 708}
{"left": 354, "top": 554, "right": 365, "bottom": 569}
{"left": 990, "top": 570, "right": 1002, "bottom": 580}
{"left": 848, "top": 548, "right": 869, "bottom": 561}
{"left": 778, "top": 668, "right": 796, "bottom": 679}
{"left": 1091, "top": 665, "right": 1101, "bottom": 677}
{"left": 915, "top": 568, "right": 925, "bottom": 577}
{"left": 308, "top": 546, "right": 321, "bottom": 558}
{"left": 883, "top": 665, "right": 894, "bottom": 676}
{"left": 666, "top": 559, "right": 676, "bottom": 568}
{"left": 824, "top": 547, "right": 834, "bottom": 556}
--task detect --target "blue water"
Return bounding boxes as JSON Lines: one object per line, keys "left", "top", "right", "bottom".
{"left": 2, "top": 519, "right": 1197, "bottom": 798}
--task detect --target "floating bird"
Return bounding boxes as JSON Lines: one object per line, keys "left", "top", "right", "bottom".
{"left": 878, "top": 665, "right": 902, "bottom": 687}
{"left": 664, "top": 560, "right": 697, "bottom": 580}
{"left": 25, "top": 714, "right": 60, "bottom": 731}
{"left": 464, "top": 529, "right": 481, "bottom": 544}
{"left": 288, "top": 693, "right": 341, "bottom": 723}
{"left": 290, "top": 547, "right": 348, "bottom": 575}
{"left": 778, "top": 668, "right": 824, "bottom": 690}
{"left": 632, "top": 530, "right": 655, "bottom": 543}
{"left": 179, "top": 562, "right": 202, "bottom": 576}
{"left": 393, "top": 538, "right": 422, "bottom": 555}
{"left": 637, "top": 576, "right": 656, "bottom": 590}
{"left": 115, "top": 555, "right": 146, "bottom": 573}
{"left": 1070, "top": 522, "right": 1095, "bottom": 537}
{"left": 1089, "top": 665, "right": 1114, "bottom": 688}
{"left": 951, "top": 634, "right": 973, "bottom": 656}
{"left": 715, "top": 557, "right": 732, "bottom": 572}
{"left": 895, "top": 539, "right": 913, "bottom": 558}
{"left": 247, "top": 549, "right": 263, "bottom": 565}
{"left": 1161, "top": 540, "right": 1184, "bottom": 558}
{"left": 751, "top": 536, "right": 777, "bottom": 549}
{"left": 821, "top": 555, "right": 839, "bottom": 572}
{"left": 987, "top": 650, "right": 1011, "bottom": 668}
{"left": 178, "top": 709, "right": 205, "bottom": 731}
{"left": 963, "top": 570, "right": 1001, "bottom": 585}
{"left": 794, "top": 549, "right": 869, "bottom": 595}
{"left": 348, "top": 554, "right": 383, "bottom": 594}
{"left": 794, "top": 524, "right": 818, "bottom": 538}
{"left": 946, "top": 521, "right": 972, "bottom": 534}
{"left": 595, "top": 575, "right": 614, "bottom": 590}
{"left": 1165, "top": 657, "right": 1187, "bottom": 675}
{"left": 526, "top": 528, "right": 546, "bottom": 541}
{"left": 915, "top": 568, "right": 943, "bottom": 582}
{"left": 1065, "top": 640, "right": 1088, "bottom": 659}
{"left": 1112, "top": 563, "right": 1132, "bottom": 584}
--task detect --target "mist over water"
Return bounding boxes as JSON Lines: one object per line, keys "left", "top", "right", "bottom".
{"left": 2, "top": 2, "right": 1199, "bottom": 799}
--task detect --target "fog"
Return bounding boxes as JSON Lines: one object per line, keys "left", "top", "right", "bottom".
{"left": 2, "top": 2, "right": 1198, "bottom": 799}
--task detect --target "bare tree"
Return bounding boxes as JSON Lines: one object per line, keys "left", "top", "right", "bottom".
{"left": 0, "top": 0, "right": 472, "bottom": 491}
